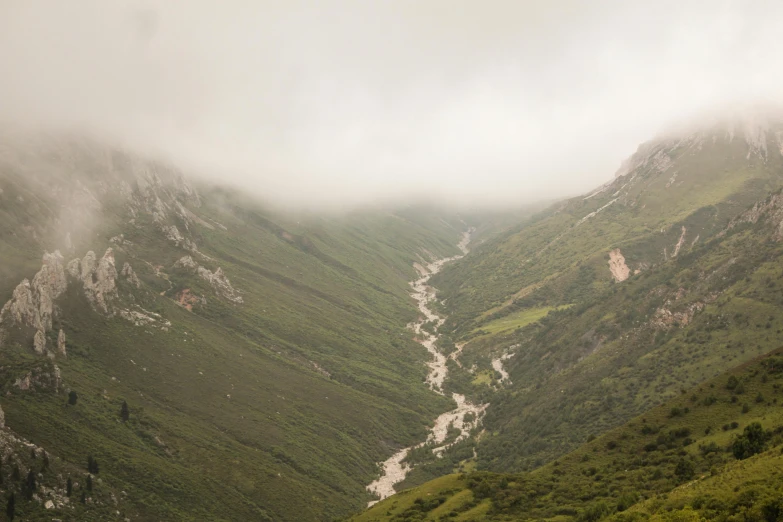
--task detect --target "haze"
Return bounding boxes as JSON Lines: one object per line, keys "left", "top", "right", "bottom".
{"left": 2, "top": 0, "right": 783, "bottom": 209}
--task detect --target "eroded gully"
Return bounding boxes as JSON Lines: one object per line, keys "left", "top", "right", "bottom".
{"left": 366, "top": 230, "right": 487, "bottom": 507}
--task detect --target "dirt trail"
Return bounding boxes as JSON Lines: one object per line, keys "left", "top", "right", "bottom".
{"left": 366, "top": 229, "right": 486, "bottom": 506}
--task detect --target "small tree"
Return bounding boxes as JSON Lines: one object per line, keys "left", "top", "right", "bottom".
{"left": 66, "top": 476, "right": 73, "bottom": 497}
{"left": 11, "top": 464, "right": 20, "bottom": 481}
{"left": 80, "top": 491, "right": 86, "bottom": 504}
{"left": 86, "top": 474, "right": 92, "bottom": 492}
{"left": 6, "top": 493, "right": 14, "bottom": 521}
{"left": 68, "top": 391, "right": 78, "bottom": 405}
{"left": 30, "top": 448, "right": 36, "bottom": 460}
{"left": 675, "top": 458, "right": 695, "bottom": 481}
{"left": 732, "top": 422, "right": 767, "bottom": 460}
{"left": 120, "top": 400, "right": 130, "bottom": 422}
{"left": 41, "top": 452, "right": 49, "bottom": 472}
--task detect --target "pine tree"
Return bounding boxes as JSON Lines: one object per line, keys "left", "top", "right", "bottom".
{"left": 66, "top": 476, "right": 73, "bottom": 497}
{"left": 41, "top": 452, "right": 49, "bottom": 472}
{"left": 11, "top": 463, "right": 19, "bottom": 481}
{"left": 68, "top": 390, "right": 78, "bottom": 405}
{"left": 86, "top": 474, "right": 92, "bottom": 492}
{"left": 120, "top": 400, "right": 130, "bottom": 422}
{"left": 30, "top": 448, "right": 36, "bottom": 460}
{"left": 87, "top": 455, "right": 99, "bottom": 474}
{"left": 24, "top": 470, "right": 35, "bottom": 500}
{"left": 6, "top": 493, "right": 14, "bottom": 521}
{"left": 80, "top": 491, "right": 86, "bottom": 504}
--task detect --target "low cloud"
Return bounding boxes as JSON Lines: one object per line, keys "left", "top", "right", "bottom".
{"left": 2, "top": 1, "right": 783, "bottom": 209}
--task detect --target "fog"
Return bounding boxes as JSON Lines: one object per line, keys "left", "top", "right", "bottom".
{"left": 2, "top": 1, "right": 783, "bottom": 209}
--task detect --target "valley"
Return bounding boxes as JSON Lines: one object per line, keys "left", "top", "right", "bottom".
{"left": 3, "top": 116, "right": 783, "bottom": 522}
{"left": 367, "top": 230, "right": 486, "bottom": 506}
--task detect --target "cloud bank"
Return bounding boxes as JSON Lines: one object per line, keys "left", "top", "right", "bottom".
{"left": 2, "top": 0, "right": 783, "bottom": 208}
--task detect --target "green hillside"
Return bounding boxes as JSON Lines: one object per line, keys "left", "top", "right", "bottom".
{"left": 351, "top": 349, "right": 783, "bottom": 521}
{"left": 0, "top": 134, "right": 477, "bottom": 520}
{"left": 350, "top": 116, "right": 783, "bottom": 518}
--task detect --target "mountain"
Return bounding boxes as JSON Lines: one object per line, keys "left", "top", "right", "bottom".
{"left": 0, "top": 131, "right": 485, "bottom": 520}
{"left": 348, "top": 111, "right": 783, "bottom": 516}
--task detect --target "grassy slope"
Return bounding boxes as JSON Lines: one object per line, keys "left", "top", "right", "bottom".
{"left": 0, "top": 143, "right": 477, "bottom": 521}
{"left": 351, "top": 349, "right": 783, "bottom": 521}
{"left": 433, "top": 134, "right": 783, "bottom": 333}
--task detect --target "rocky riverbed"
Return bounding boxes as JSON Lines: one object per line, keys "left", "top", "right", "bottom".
{"left": 366, "top": 230, "right": 486, "bottom": 506}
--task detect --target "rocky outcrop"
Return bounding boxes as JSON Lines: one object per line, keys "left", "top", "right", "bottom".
{"left": 121, "top": 262, "right": 141, "bottom": 288}
{"left": 0, "top": 251, "right": 69, "bottom": 356}
{"left": 174, "top": 255, "right": 199, "bottom": 270}
{"left": 14, "top": 363, "right": 62, "bottom": 393}
{"left": 651, "top": 301, "right": 705, "bottom": 329}
{"left": 69, "top": 248, "right": 119, "bottom": 314}
{"left": 34, "top": 329, "right": 47, "bottom": 356}
{"left": 175, "top": 256, "right": 243, "bottom": 304}
{"left": 608, "top": 249, "right": 631, "bottom": 282}
{"left": 119, "top": 307, "right": 171, "bottom": 330}
{"left": 0, "top": 248, "right": 123, "bottom": 356}
{"left": 721, "top": 191, "right": 783, "bottom": 240}
{"left": 0, "top": 251, "right": 67, "bottom": 333}
{"left": 57, "top": 329, "right": 66, "bottom": 357}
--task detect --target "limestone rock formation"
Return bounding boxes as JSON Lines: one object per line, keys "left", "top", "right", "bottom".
{"left": 121, "top": 262, "right": 141, "bottom": 288}
{"left": 0, "top": 248, "right": 123, "bottom": 355}
{"left": 69, "top": 248, "right": 119, "bottom": 314}
{"left": 57, "top": 329, "right": 66, "bottom": 357}
{"left": 34, "top": 329, "right": 47, "bottom": 356}
{"left": 0, "top": 251, "right": 67, "bottom": 333}
{"left": 175, "top": 256, "right": 243, "bottom": 304}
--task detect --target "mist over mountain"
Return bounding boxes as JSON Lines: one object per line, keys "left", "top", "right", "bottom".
{"left": 3, "top": 1, "right": 783, "bottom": 208}
{"left": 5, "top": 3, "right": 783, "bottom": 522}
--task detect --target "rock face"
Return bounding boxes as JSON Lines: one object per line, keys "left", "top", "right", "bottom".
{"left": 121, "top": 262, "right": 141, "bottom": 288}
{"left": 57, "top": 329, "right": 66, "bottom": 357}
{"left": 0, "top": 251, "right": 67, "bottom": 333}
{"left": 608, "top": 249, "right": 631, "bottom": 282}
{"left": 33, "top": 329, "right": 47, "bottom": 356}
{"left": 0, "top": 251, "right": 69, "bottom": 355}
{"left": 0, "top": 248, "right": 123, "bottom": 355}
{"left": 69, "top": 248, "right": 119, "bottom": 314}
{"left": 722, "top": 190, "right": 783, "bottom": 240}
{"left": 14, "top": 363, "right": 62, "bottom": 393}
{"left": 175, "top": 256, "right": 243, "bottom": 303}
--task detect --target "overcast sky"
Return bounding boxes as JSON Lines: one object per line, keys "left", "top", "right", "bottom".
{"left": 1, "top": 1, "right": 783, "bottom": 208}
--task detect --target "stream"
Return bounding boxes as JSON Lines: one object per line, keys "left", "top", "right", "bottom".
{"left": 366, "top": 229, "right": 487, "bottom": 507}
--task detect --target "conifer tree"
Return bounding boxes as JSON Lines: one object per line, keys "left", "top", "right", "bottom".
{"left": 68, "top": 391, "right": 78, "bottom": 405}
{"left": 24, "top": 470, "right": 36, "bottom": 500}
{"left": 6, "top": 493, "right": 14, "bottom": 521}
{"left": 67, "top": 476, "right": 73, "bottom": 497}
{"left": 41, "top": 452, "right": 49, "bottom": 472}
{"left": 120, "top": 400, "right": 130, "bottom": 422}
{"left": 86, "top": 474, "right": 92, "bottom": 492}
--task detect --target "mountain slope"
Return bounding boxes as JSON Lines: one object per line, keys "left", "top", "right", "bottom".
{"left": 351, "top": 348, "right": 783, "bottom": 521}
{"left": 365, "top": 113, "right": 783, "bottom": 498}
{"left": 0, "top": 132, "right": 475, "bottom": 520}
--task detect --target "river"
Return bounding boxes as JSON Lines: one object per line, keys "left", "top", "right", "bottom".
{"left": 366, "top": 229, "right": 487, "bottom": 507}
